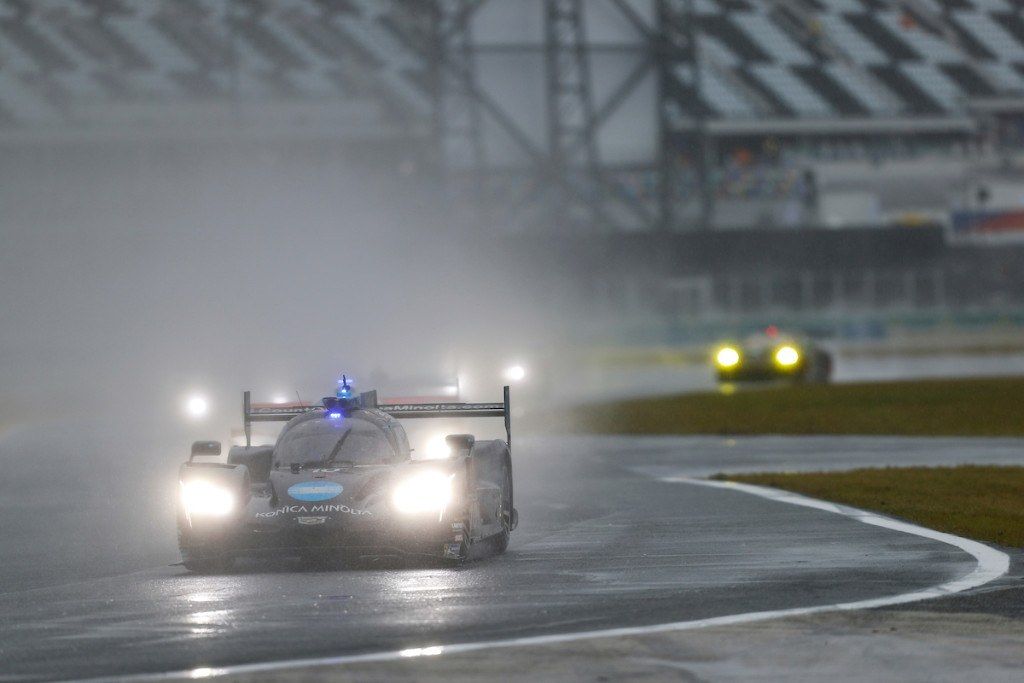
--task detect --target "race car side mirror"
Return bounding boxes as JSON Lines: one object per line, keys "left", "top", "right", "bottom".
{"left": 191, "top": 440, "right": 222, "bottom": 458}
{"left": 445, "top": 434, "right": 475, "bottom": 456}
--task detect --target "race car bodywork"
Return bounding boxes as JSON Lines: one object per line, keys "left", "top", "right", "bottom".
{"left": 177, "top": 388, "right": 516, "bottom": 572}
{"left": 713, "top": 330, "right": 832, "bottom": 384}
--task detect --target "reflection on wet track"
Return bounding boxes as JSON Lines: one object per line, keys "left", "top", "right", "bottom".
{"left": 1, "top": 434, "right": 1010, "bottom": 680}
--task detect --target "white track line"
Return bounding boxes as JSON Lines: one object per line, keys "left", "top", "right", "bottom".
{"left": 115, "top": 476, "right": 1010, "bottom": 681}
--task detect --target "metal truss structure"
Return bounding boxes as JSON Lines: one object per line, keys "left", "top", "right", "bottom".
{"left": 3, "top": 0, "right": 1000, "bottom": 236}
{"left": 386, "top": 0, "right": 702, "bottom": 234}
{"left": 655, "top": 0, "right": 714, "bottom": 232}
{"left": 429, "top": 0, "right": 488, "bottom": 227}
{"left": 544, "top": 0, "right": 605, "bottom": 231}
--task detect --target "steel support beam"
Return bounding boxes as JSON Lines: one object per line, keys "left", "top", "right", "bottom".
{"left": 544, "top": 0, "right": 604, "bottom": 231}
{"left": 432, "top": 0, "right": 488, "bottom": 229}
{"left": 389, "top": 0, "right": 664, "bottom": 233}
{"left": 657, "top": 0, "right": 714, "bottom": 231}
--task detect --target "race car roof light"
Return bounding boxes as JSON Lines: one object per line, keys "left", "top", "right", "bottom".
{"left": 242, "top": 386, "right": 511, "bottom": 450}
{"left": 336, "top": 374, "right": 354, "bottom": 399}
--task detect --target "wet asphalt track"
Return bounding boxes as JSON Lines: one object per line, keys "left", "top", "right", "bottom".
{"left": 2, "top": 434, "right": 1019, "bottom": 681}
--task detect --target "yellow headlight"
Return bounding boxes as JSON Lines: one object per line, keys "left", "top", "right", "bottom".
{"left": 715, "top": 347, "right": 741, "bottom": 369}
{"left": 774, "top": 345, "right": 801, "bottom": 367}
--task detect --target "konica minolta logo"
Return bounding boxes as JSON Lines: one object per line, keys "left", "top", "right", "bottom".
{"left": 288, "top": 481, "right": 343, "bottom": 502}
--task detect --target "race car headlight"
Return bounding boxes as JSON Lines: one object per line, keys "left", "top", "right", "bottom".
{"left": 391, "top": 471, "right": 453, "bottom": 514}
{"left": 774, "top": 345, "right": 801, "bottom": 368}
{"left": 715, "top": 346, "right": 741, "bottom": 369}
{"left": 181, "top": 480, "right": 235, "bottom": 517}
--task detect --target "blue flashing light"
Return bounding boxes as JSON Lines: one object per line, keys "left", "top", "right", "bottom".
{"left": 336, "top": 374, "right": 354, "bottom": 399}
{"left": 328, "top": 412, "right": 342, "bottom": 420}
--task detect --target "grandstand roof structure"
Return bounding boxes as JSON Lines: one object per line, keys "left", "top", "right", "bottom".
{"left": 675, "top": 0, "right": 1024, "bottom": 129}
{"left": 4, "top": 0, "right": 1024, "bottom": 231}
{"left": 0, "top": 0, "right": 433, "bottom": 140}
{"left": 3, "top": 1, "right": 1024, "bottom": 131}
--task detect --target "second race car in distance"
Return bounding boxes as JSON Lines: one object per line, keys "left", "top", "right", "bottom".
{"left": 713, "top": 327, "right": 832, "bottom": 384}
{"left": 176, "top": 378, "right": 517, "bottom": 572}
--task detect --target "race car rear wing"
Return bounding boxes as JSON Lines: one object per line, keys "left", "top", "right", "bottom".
{"left": 242, "top": 386, "right": 511, "bottom": 449}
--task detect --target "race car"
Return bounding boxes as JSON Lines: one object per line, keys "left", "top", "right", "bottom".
{"left": 177, "top": 380, "right": 516, "bottom": 572}
{"left": 713, "top": 327, "right": 832, "bottom": 384}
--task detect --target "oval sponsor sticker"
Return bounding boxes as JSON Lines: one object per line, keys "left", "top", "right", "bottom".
{"left": 288, "top": 481, "right": 343, "bottom": 502}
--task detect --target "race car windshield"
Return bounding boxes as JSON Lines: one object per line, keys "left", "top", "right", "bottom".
{"left": 275, "top": 417, "right": 397, "bottom": 466}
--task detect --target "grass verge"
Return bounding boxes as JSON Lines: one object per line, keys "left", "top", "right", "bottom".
{"left": 562, "top": 377, "right": 1024, "bottom": 437}
{"left": 721, "top": 466, "right": 1024, "bottom": 548}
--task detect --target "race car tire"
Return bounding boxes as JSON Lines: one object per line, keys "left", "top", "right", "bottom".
{"left": 488, "top": 460, "right": 513, "bottom": 555}
{"left": 489, "top": 528, "right": 510, "bottom": 555}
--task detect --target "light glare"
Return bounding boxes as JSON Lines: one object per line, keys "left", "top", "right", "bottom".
{"left": 181, "top": 480, "right": 235, "bottom": 517}
{"left": 504, "top": 365, "right": 526, "bottom": 382}
{"left": 392, "top": 471, "right": 452, "bottom": 514}
{"left": 424, "top": 434, "right": 452, "bottom": 459}
{"left": 185, "top": 395, "right": 209, "bottom": 418}
{"left": 775, "top": 345, "right": 800, "bottom": 367}
{"left": 715, "top": 347, "right": 740, "bottom": 368}
{"left": 400, "top": 646, "right": 444, "bottom": 658}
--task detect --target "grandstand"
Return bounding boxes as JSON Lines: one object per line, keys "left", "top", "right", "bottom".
{"left": 3, "top": 0, "right": 1024, "bottom": 232}
{"left": 3, "top": 0, "right": 1024, "bottom": 329}
{"left": 4, "top": 2, "right": 1024, "bottom": 124}
{"left": 664, "top": 0, "right": 1024, "bottom": 125}
{"left": 0, "top": 0, "right": 430, "bottom": 137}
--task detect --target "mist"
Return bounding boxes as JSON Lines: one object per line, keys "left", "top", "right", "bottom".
{"left": 0, "top": 134, "right": 562, "bottom": 588}
{"left": 0, "top": 138, "right": 575, "bottom": 426}
{"left": 5, "top": 2, "right": 1024, "bottom": 679}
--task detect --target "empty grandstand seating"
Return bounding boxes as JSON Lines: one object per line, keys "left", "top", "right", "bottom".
{"left": 0, "top": 0, "right": 429, "bottom": 126}
{"left": 688, "top": 3, "right": 925, "bottom": 118}
{"left": 691, "top": 0, "right": 1024, "bottom": 119}
{"left": 2, "top": 0, "right": 1024, "bottom": 128}
{"left": 769, "top": 2, "right": 1024, "bottom": 117}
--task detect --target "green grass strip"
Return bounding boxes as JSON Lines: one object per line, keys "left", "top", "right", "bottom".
{"left": 722, "top": 466, "right": 1024, "bottom": 548}
{"left": 563, "top": 377, "right": 1024, "bottom": 437}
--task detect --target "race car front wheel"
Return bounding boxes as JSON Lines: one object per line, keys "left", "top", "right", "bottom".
{"left": 489, "top": 461, "right": 513, "bottom": 555}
